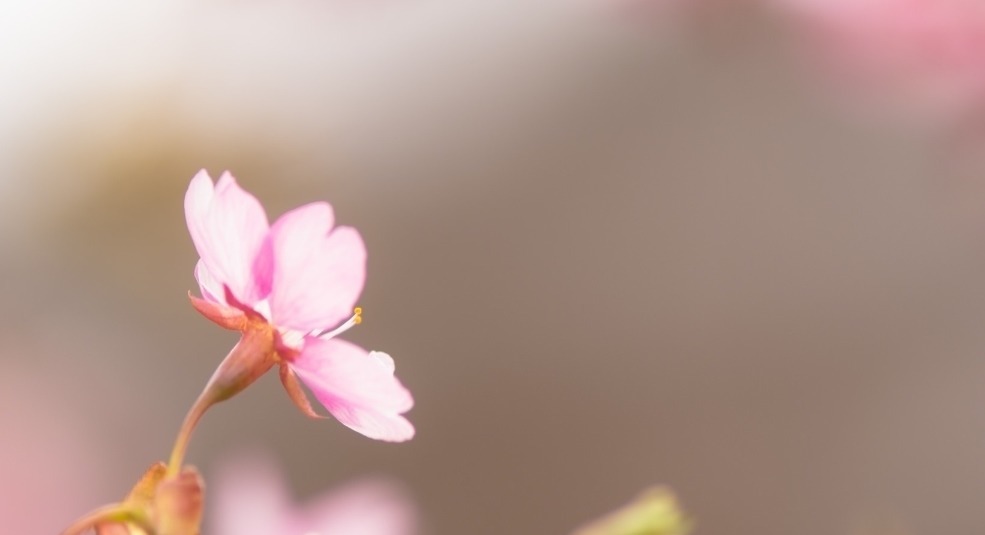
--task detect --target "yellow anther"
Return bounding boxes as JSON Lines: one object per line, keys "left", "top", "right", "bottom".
{"left": 353, "top": 307, "right": 363, "bottom": 325}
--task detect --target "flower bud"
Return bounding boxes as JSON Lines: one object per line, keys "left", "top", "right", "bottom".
{"left": 572, "top": 488, "right": 691, "bottom": 535}
{"left": 70, "top": 463, "right": 205, "bottom": 535}
{"left": 154, "top": 467, "right": 205, "bottom": 535}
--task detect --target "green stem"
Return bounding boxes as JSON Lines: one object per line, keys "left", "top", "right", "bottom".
{"left": 166, "top": 391, "right": 213, "bottom": 478}
{"left": 166, "top": 329, "right": 275, "bottom": 477}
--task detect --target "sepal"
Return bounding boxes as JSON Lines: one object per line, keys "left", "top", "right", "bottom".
{"left": 279, "top": 363, "right": 326, "bottom": 419}
{"left": 188, "top": 292, "right": 245, "bottom": 331}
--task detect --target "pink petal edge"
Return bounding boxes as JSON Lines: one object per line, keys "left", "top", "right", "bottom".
{"left": 290, "top": 338, "right": 414, "bottom": 442}
{"left": 267, "top": 203, "right": 367, "bottom": 332}
{"left": 184, "top": 170, "right": 271, "bottom": 305}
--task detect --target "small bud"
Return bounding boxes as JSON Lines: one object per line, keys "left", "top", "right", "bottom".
{"left": 572, "top": 488, "right": 691, "bottom": 535}
{"left": 69, "top": 463, "right": 205, "bottom": 535}
{"left": 68, "top": 464, "right": 165, "bottom": 535}
{"left": 154, "top": 467, "right": 205, "bottom": 535}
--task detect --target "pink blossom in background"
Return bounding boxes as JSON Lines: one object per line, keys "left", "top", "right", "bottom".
{"left": 0, "top": 362, "right": 112, "bottom": 534}
{"left": 211, "top": 454, "right": 418, "bottom": 535}
{"left": 185, "top": 170, "right": 414, "bottom": 441}
{"left": 770, "top": 0, "right": 985, "bottom": 124}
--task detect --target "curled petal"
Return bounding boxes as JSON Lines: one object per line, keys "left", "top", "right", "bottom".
{"left": 184, "top": 170, "right": 271, "bottom": 305}
{"left": 290, "top": 338, "right": 414, "bottom": 442}
{"left": 267, "top": 203, "right": 366, "bottom": 332}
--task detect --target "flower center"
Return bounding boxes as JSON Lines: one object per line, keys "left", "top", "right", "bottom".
{"left": 314, "top": 307, "right": 362, "bottom": 339}
{"left": 252, "top": 298, "right": 273, "bottom": 322}
{"left": 276, "top": 307, "right": 363, "bottom": 352}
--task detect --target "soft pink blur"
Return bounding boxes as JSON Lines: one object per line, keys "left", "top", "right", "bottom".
{"left": 0, "top": 360, "right": 113, "bottom": 533}
{"left": 210, "top": 453, "right": 418, "bottom": 535}
{"left": 770, "top": 0, "right": 985, "bottom": 124}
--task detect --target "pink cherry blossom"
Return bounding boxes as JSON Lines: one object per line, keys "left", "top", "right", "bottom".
{"left": 211, "top": 454, "right": 417, "bottom": 535}
{"left": 185, "top": 170, "right": 414, "bottom": 442}
{"left": 770, "top": 0, "right": 985, "bottom": 123}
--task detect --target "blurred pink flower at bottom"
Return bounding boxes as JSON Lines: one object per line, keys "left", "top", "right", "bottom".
{"left": 211, "top": 454, "right": 418, "bottom": 535}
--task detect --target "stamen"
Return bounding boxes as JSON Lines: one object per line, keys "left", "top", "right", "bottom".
{"left": 316, "top": 307, "right": 363, "bottom": 339}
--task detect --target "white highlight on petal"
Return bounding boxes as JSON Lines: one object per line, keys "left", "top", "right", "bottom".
{"left": 252, "top": 298, "right": 273, "bottom": 322}
{"left": 279, "top": 329, "right": 306, "bottom": 350}
{"left": 370, "top": 351, "right": 396, "bottom": 374}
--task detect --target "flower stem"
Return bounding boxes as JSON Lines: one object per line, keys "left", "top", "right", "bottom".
{"left": 165, "top": 330, "right": 275, "bottom": 477}
{"left": 166, "top": 391, "right": 213, "bottom": 478}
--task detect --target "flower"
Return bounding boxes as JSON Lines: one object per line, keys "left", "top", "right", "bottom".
{"left": 211, "top": 453, "right": 417, "bottom": 535}
{"left": 184, "top": 170, "right": 414, "bottom": 442}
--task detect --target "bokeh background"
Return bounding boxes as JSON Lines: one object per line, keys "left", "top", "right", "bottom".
{"left": 5, "top": 1, "right": 985, "bottom": 534}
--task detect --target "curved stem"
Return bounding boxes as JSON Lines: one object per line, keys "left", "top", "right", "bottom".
{"left": 166, "top": 330, "right": 275, "bottom": 477}
{"left": 166, "top": 391, "right": 212, "bottom": 478}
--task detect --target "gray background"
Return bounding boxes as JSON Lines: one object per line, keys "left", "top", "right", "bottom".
{"left": 3, "top": 2, "right": 985, "bottom": 534}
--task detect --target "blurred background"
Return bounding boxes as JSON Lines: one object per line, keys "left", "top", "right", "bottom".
{"left": 5, "top": 1, "right": 985, "bottom": 534}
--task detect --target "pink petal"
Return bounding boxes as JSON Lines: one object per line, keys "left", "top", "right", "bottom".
{"left": 184, "top": 170, "right": 271, "bottom": 305}
{"left": 267, "top": 202, "right": 367, "bottom": 332}
{"left": 194, "top": 259, "right": 223, "bottom": 303}
{"left": 290, "top": 338, "right": 414, "bottom": 442}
